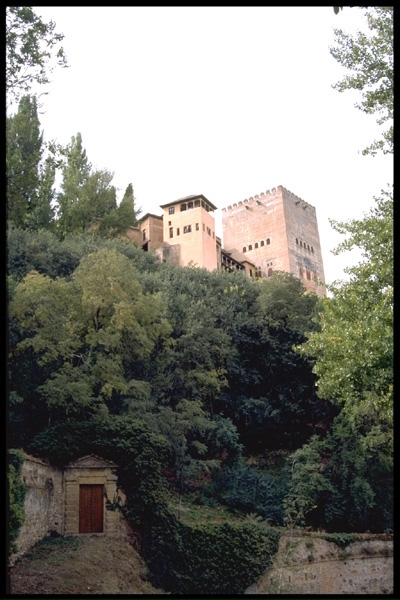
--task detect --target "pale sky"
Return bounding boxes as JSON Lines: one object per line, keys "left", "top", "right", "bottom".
{"left": 26, "top": 6, "right": 393, "bottom": 285}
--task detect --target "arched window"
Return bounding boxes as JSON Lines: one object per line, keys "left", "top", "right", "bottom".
{"left": 268, "top": 267, "right": 273, "bottom": 277}
{"left": 299, "top": 267, "right": 303, "bottom": 277}
{"left": 255, "top": 242, "right": 258, "bottom": 249}
{"left": 242, "top": 247, "right": 247, "bottom": 253}
{"left": 260, "top": 240, "right": 264, "bottom": 246}
{"left": 248, "top": 244, "right": 252, "bottom": 251}
{"left": 266, "top": 238, "right": 271, "bottom": 245}
{"left": 296, "top": 238, "right": 299, "bottom": 245}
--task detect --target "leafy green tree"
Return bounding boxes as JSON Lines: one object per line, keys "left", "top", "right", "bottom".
{"left": 217, "top": 272, "right": 333, "bottom": 451}
{"left": 149, "top": 400, "right": 220, "bottom": 499}
{"left": 299, "top": 190, "right": 393, "bottom": 422}
{"left": 142, "top": 266, "right": 234, "bottom": 412}
{"left": 7, "top": 95, "right": 41, "bottom": 228}
{"left": 294, "top": 189, "right": 393, "bottom": 531}
{"left": 6, "top": 228, "right": 91, "bottom": 282}
{"left": 330, "top": 6, "right": 393, "bottom": 155}
{"left": 56, "top": 134, "right": 139, "bottom": 238}
{"left": 6, "top": 6, "right": 68, "bottom": 107}
{"left": 56, "top": 132, "right": 91, "bottom": 236}
{"left": 322, "top": 405, "right": 393, "bottom": 532}
{"left": 99, "top": 182, "right": 141, "bottom": 237}
{"left": 210, "top": 459, "right": 288, "bottom": 525}
{"left": 7, "top": 94, "right": 56, "bottom": 231}
{"left": 9, "top": 248, "right": 172, "bottom": 421}
{"left": 283, "top": 436, "right": 334, "bottom": 528}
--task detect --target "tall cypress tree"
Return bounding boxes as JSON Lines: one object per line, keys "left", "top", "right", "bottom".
{"left": 99, "top": 182, "right": 141, "bottom": 237}
{"left": 7, "top": 95, "right": 43, "bottom": 229}
{"left": 56, "top": 132, "right": 91, "bottom": 237}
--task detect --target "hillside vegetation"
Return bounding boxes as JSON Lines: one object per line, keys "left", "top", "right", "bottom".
{"left": 7, "top": 7, "right": 392, "bottom": 593}
{"left": 8, "top": 211, "right": 392, "bottom": 592}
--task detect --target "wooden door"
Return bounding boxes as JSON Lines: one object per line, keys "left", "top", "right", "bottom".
{"left": 79, "top": 484, "right": 104, "bottom": 533}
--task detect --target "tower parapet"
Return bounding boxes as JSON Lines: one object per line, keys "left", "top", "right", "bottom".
{"left": 222, "top": 185, "right": 316, "bottom": 215}
{"left": 221, "top": 184, "right": 326, "bottom": 296}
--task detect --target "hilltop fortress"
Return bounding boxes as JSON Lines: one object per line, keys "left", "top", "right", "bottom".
{"left": 124, "top": 185, "right": 326, "bottom": 297}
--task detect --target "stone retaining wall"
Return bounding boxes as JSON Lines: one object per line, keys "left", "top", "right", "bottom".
{"left": 9, "top": 453, "right": 64, "bottom": 563}
{"left": 9, "top": 452, "right": 132, "bottom": 565}
{"left": 246, "top": 531, "right": 393, "bottom": 595}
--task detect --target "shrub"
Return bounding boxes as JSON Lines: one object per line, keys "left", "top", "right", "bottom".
{"left": 7, "top": 449, "right": 28, "bottom": 556}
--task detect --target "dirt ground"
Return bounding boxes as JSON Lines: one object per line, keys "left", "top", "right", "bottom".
{"left": 8, "top": 533, "right": 164, "bottom": 595}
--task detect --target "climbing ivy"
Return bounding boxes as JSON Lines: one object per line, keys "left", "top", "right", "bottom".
{"left": 7, "top": 449, "right": 28, "bottom": 556}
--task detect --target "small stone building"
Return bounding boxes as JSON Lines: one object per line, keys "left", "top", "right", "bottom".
{"left": 9, "top": 452, "right": 129, "bottom": 564}
{"left": 64, "top": 455, "right": 120, "bottom": 535}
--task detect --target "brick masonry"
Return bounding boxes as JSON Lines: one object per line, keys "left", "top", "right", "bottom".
{"left": 131, "top": 186, "right": 327, "bottom": 295}
{"left": 222, "top": 185, "right": 326, "bottom": 296}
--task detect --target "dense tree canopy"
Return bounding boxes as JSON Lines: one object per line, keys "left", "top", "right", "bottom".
{"left": 9, "top": 248, "right": 172, "bottom": 421}
{"left": 299, "top": 189, "right": 393, "bottom": 421}
{"left": 290, "top": 188, "right": 393, "bottom": 532}
{"left": 7, "top": 7, "right": 394, "bottom": 587}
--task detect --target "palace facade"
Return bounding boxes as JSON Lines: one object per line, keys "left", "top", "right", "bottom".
{"left": 124, "top": 185, "right": 326, "bottom": 297}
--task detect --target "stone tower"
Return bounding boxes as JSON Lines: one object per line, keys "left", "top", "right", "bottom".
{"left": 222, "top": 185, "right": 326, "bottom": 296}
{"left": 158, "top": 194, "right": 218, "bottom": 270}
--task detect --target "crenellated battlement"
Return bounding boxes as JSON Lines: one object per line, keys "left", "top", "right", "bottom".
{"left": 221, "top": 183, "right": 326, "bottom": 296}
{"left": 222, "top": 186, "right": 282, "bottom": 212}
{"left": 281, "top": 186, "right": 316, "bottom": 212}
{"left": 222, "top": 185, "right": 315, "bottom": 213}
